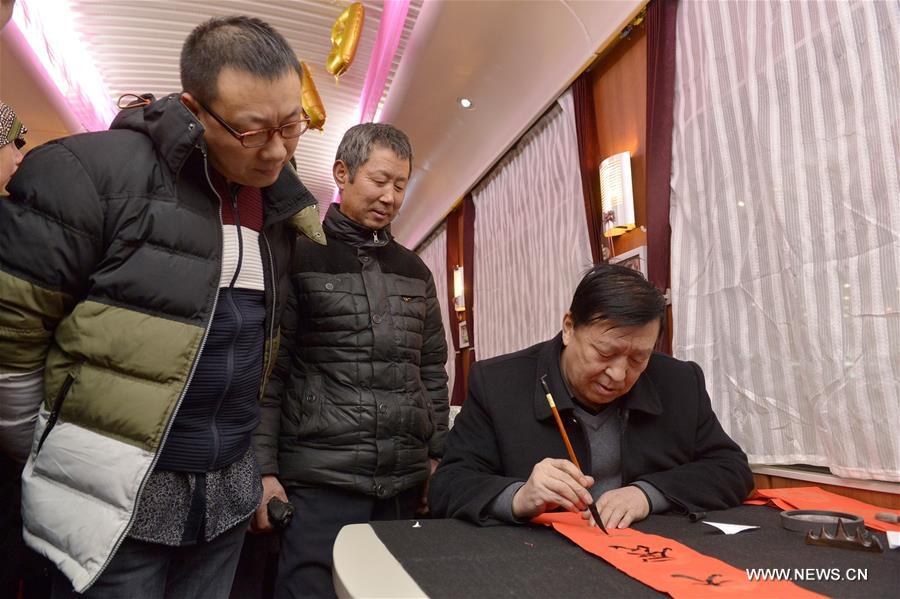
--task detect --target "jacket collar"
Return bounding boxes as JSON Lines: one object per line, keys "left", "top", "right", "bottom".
{"left": 533, "top": 333, "right": 663, "bottom": 421}
{"left": 110, "top": 93, "right": 204, "bottom": 176}
{"left": 263, "top": 164, "right": 319, "bottom": 227}
{"left": 324, "top": 203, "right": 392, "bottom": 248}
{"left": 111, "top": 94, "right": 318, "bottom": 228}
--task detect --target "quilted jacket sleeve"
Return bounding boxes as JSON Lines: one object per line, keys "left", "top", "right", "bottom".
{"left": 252, "top": 273, "right": 299, "bottom": 476}
{"left": 420, "top": 273, "right": 449, "bottom": 459}
{"left": 0, "top": 141, "right": 103, "bottom": 461}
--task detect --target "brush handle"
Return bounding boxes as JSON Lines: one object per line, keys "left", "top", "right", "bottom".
{"left": 542, "top": 376, "right": 609, "bottom": 534}
{"left": 549, "top": 405, "right": 581, "bottom": 471}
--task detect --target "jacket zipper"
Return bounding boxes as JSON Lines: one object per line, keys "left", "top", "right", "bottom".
{"left": 259, "top": 233, "right": 277, "bottom": 398}
{"left": 209, "top": 187, "right": 244, "bottom": 469}
{"left": 85, "top": 150, "right": 224, "bottom": 589}
{"left": 35, "top": 371, "right": 76, "bottom": 455}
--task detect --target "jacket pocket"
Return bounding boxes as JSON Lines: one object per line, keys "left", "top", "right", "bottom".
{"left": 408, "top": 385, "right": 435, "bottom": 442}
{"left": 292, "top": 374, "right": 325, "bottom": 437}
{"left": 35, "top": 369, "right": 77, "bottom": 455}
{"left": 423, "top": 387, "right": 436, "bottom": 439}
{"left": 392, "top": 278, "right": 428, "bottom": 325}
{"left": 399, "top": 294, "right": 427, "bottom": 320}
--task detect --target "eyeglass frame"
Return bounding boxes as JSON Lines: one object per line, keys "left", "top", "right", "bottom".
{"left": 197, "top": 100, "right": 310, "bottom": 149}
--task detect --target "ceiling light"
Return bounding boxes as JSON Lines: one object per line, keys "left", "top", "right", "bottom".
{"left": 459, "top": 97, "right": 473, "bottom": 109}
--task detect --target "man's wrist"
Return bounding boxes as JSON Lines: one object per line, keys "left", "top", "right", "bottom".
{"left": 629, "top": 481, "right": 671, "bottom": 514}
{"left": 489, "top": 481, "right": 528, "bottom": 523}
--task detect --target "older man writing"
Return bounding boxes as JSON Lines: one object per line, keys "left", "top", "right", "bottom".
{"left": 429, "top": 264, "right": 753, "bottom": 529}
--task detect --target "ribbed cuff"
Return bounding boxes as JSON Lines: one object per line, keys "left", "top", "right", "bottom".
{"left": 486, "top": 481, "right": 529, "bottom": 523}
{"left": 630, "top": 481, "right": 671, "bottom": 514}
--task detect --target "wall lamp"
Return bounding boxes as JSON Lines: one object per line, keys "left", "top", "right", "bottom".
{"left": 599, "top": 151, "right": 635, "bottom": 237}
{"left": 453, "top": 266, "right": 466, "bottom": 312}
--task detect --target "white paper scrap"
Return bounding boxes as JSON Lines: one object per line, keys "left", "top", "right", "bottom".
{"left": 702, "top": 521, "right": 760, "bottom": 535}
{"left": 412, "top": 521, "right": 422, "bottom": 528}
{"left": 887, "top": 531, "right": 899, "bottom": 550}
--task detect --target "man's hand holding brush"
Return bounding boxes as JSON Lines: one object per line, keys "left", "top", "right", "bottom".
{"left": 511, "top": 458, "right": 595, "bottom": 519}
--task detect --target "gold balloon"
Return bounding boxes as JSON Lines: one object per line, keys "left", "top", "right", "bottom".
{"left": 325, "top": 2, "right": 365, "bottom": 80}
{"left": 300, "top": 61, "right": 326, "bottom": 131}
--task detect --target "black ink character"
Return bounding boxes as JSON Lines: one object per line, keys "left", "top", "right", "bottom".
{"left": 610, "top": 544, "right": 673, "bottom": 562}
{"left": 671, "top": 573, "right": 727, "bottom": 586}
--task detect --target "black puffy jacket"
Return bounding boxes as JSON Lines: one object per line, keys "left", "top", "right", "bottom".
{"left": 0, "top": 93, "right": 321, "bottom": 591}
{"left": 253, "top": 204, "right": 449, "bottom": 498}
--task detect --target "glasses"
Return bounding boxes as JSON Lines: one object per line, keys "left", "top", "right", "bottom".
{"left": 198, "top": 101, "right": 310, "bottom": 149}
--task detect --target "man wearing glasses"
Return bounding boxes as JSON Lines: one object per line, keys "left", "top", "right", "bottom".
{"left": 0, "top": 16, "right": 323, "bottom": 598}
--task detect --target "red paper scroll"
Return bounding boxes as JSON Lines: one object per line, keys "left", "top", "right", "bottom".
{"left": 746, "top": 487, "right": 900, "bottom": 534}
{"left": 533, "top": 512, "right": 823, "bottom": 598}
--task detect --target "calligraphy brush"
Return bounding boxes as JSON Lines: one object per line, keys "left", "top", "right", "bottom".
{"left": 540, "top": 375, "right": 609, "bottom": 534}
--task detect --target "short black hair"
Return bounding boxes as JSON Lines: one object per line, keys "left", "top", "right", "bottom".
{"left": 335, "top": 123, "right": 413, "bottom": 181}
{"left": 180, "top": 16, "right": 301, "bottom": 105}
{"left": 569, "top": 264, "right": 666, "bottom": 334}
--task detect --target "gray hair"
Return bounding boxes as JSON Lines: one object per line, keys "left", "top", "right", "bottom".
{"left": 335, "top": 123, "right": 413, "bottom": 181}
{"left": 181, "top": 16, "right": 301, "bottom": 105}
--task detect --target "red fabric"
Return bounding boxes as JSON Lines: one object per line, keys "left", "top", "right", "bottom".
{"left": 209, "top": 171, "right": 264, "bottom": 232}
{"left": 533, "top": 512, "right": 823, "bottom": 598}
{"left": 746, "top": 487, "right": 900, "bottom": 533}
{"left": 218, "top": 185, "right": 264, "bottom": 232}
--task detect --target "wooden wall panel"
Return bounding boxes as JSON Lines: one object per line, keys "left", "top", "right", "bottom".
{"left": 445, "top": 197, "right": 476, "bottom": 405}
{"left": 590, "top": 25, "right": 648, "bottom": 258}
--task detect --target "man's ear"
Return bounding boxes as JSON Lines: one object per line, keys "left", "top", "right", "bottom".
{"left": 333, "top": 160, "right": 348, "bottom": 190}
{"left": 180, "top": 92, "right": 201, "bottom": 116}
{"left": 561, "top": 312, "right": 574, "bottom": 346}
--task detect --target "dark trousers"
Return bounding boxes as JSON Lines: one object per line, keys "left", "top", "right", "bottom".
{"left": 275, "top": 485, "right": 422, "bottom": 599}
{"left": 51, "top": 518, "right": 249, "bottom": 599}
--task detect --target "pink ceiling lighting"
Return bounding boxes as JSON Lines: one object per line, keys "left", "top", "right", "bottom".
{"left": 334, "top": 0, "right": 412, "bottom": 203}
{"left": 358, "top": 0, "right": 411, "bottom": 124}
{"left": 10, "top": 0, "right": 116, "bottom": 132}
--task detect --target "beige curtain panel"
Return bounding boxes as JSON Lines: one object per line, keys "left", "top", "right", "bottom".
{"left": 415, "top": 223, "right": 456, "bottom": 402}
{"left": 473, "top": 89, "right": 593, "bottom": 361}
{"left": 670, "top": 0, "right": 900, "bottom": 481}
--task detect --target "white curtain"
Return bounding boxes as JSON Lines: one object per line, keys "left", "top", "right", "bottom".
{"left": 415, "top": 224, "right": 456, "bottom": 401}
{"left": 473, "top": 89, "right": 593, "bottom": 360}
{"left": 671, "top": 0, "right": 900, "bottom": 481}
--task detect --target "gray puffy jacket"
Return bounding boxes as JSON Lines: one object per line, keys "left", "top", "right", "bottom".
{"left": 253, "top": 203, "right": 449, "bottom": 498}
